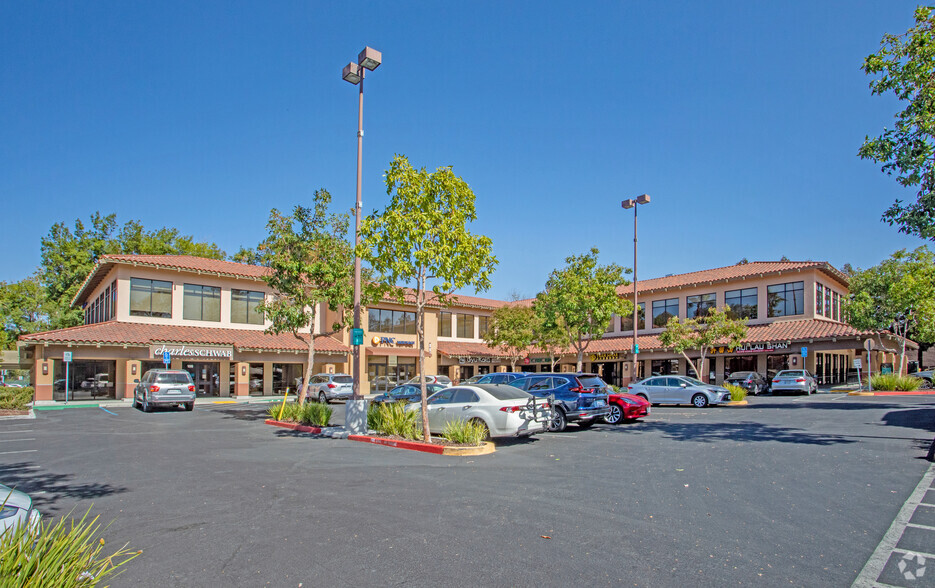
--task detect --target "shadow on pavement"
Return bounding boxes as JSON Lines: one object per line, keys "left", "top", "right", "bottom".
{"left": 0, "top": 462, "right": 128, "bottom": 515}
{"left": 748, "top": 400, "right": 905, "bottom": 411}
{"left": 881, "top": 407, "right": 935, "bottom": 433}
{"left": 210, "top": 406, "right": 271, "bottom": 422}
{"left": 603, "top": 421, "right": 857, "bottom": 445}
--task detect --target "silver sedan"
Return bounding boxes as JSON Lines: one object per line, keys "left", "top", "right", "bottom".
{"left": 406, "top": 384, "right": 551, "bottom": 438}
{"left": 1, "top": 483, "right": 41, "bottom": 536}
{"left": 627, "top": 375, "right": 731, "bottom": 407}
{"left": 770, "top": 370, "right": 818, "bottom": 395}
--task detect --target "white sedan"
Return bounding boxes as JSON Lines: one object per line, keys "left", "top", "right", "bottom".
{"left": 406, "top": 384, "right": 551, "bottom": 438}
{"left": 1, "top": 483, "right": 41, "bottom": 536}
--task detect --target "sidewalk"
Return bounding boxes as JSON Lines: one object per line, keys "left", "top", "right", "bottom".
{"left": 31, "top": 394, "right": 381, "bottom": 410}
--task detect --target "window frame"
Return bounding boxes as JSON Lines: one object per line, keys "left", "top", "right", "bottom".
{"left": 183, "top": 283, "right": 222, "bottom": 322}
{"left": 725, "top": 287, "right": 758, "bottom": 320}
{"left": 230, "top": 288, "right": 265, "bottom": 325}
{"left": 766, "top": 281, "right": 805, "bottom": 318}
{"left": 129, "top": 278, "right": 173, "bottom": 319}
{"left": 686, "top": 292, "right": 716, "bottom": 319}
{"left": 652, "top": 298, "right": 679, "bottom": 328}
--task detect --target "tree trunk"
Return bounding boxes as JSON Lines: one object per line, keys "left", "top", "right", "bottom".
{"left": 299, "top": 307, "right": 317, "bottom": 404}
{"left": 510, "top": 356, "right": 517, "bottom": 371}
{"left": 417, "top": 271, "right": 430, "bottom": 443}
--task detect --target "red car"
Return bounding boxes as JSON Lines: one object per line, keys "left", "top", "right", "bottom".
{"left": 605, "top": 391, "right": 651, "bottom": 424}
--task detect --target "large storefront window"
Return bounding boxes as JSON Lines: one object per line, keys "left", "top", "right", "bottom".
{"left": 438, "top": 311, "right": 452, "bottom": 337}
{"left": 182, "top": 362, "right": 219, "bottom": 396}
{"left": 248, "top": 363, "right": 264, "bottom": 395}
{"left": 686, "top": 293, "right": 716, "bottom": 319}
{"left": 273, "top": 363, "right": 303, "bottom": 394}
{"left": 766, "top": 354, "right": 790, "bottom": 379}
{"left": 231, "top": 290, "right": 265, "bottom": 325}
{"left": 130, "top": 278, "right": 172, "bottom": 318}
{"left": 725, "top": 355, "right": 757, "bottom": 376}
{"left": 651, "top": 359, "right": 679, "bottom": 376}
{"left": 652, "top": 299, "right": 679, "bottom": 328}
{"left": 368, "top": 308, "right": 416, "bottom": 334}
{"left": 767, "top": 282, "right": 804, "bottom": 317}
{"left": 367, "top": 357, "right": 416, "bottom": 392}
{"left": 53, "top": 360, "right": 116, "bottom": 401}
{"left": 183, "top": 284, "right": 221, "bottom": 322}
{"left": 725, "top": 288, "right": 757, "bottom": 320}
{"left": 621, "top": 302, "right": 645, "bottom": 331}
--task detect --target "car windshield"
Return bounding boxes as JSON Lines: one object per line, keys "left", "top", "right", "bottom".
{"left": 680, "top": 376, "right": 706, "bottom": 386}
{"left": 727, "top": 372, "right": 751, "bottom": 380}
{"left": 332, "top": 376, "right": 353, "bottom": 384}
{"left": 577, "top": 376, "right": 607, "bottom": 389}
{"left": 777, "top": 370, "right": 806, "bottom": 377}
{"left": 155, "top": 373, "right": 192, "bottom": 384}
{"left": 479, "top": 385, "right": 530, "bottom": 400}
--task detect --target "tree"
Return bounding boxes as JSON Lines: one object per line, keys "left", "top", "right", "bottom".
{"left": 0, "top": 273, "right": 51, "bottom": 350}
{"left": 359, "top": 155, "right": 497, "bottom": 443}
{"left": 860, "top": 7, "right": 935, "bottom": 239}
{"left": 535, "top": 248, "right": 631, "bottom": 372}
{"left": 483, "top": 304, "right": 535, "bottom": 370}
{"left": 256, "top": 190, "right": 355, "bottom": 404}
{"left": 531, "top": 297, "right": 570, "bottom": 371}
{"left": 231, "top": 246, "right": 267, "bottom": 266}
{"left": 845, "top": 247, "right": 935, "bottom": 376}
{"left": 658, "top": 306, "right": 748, "bottom": 382}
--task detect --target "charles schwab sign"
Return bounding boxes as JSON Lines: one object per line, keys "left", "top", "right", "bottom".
{"left": 150, "top": 344, "right": 233, "bottom": 360}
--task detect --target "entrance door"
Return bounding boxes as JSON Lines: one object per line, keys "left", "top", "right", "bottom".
{"left": 184, "top": 362, "right": 219, "bottom": 397}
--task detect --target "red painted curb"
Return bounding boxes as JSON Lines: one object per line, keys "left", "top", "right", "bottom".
{"left": 869, "top": 391, "right": 935, "bottom": 396}
{"left": 265, "top": 419, "right": 323, "bottom": 434}
{"left": 348, "top": 434, "right": 445, "bottom": 454}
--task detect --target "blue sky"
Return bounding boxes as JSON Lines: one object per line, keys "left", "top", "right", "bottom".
{"left": 0, "top": 1, "right": 926, "bottom": 300}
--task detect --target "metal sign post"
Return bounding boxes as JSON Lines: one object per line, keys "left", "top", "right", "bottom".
{"left": 63, "top": 352, "right": 73, "bottom": 403}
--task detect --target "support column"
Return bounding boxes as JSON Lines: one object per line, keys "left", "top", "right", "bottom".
{"left": 33, "top": 357, "right": 53, "bottom": 403}
{"left": 234, "top": 362, "right": 249, "bottom": 397}
{"left": 263, "top": 362, "right": 274, "bottom": 396}
{"left": 123, "top": 360, "right": 141, "bottom": 400}
{"left": 219, "top": 360, "right": 231, "bottom": 397}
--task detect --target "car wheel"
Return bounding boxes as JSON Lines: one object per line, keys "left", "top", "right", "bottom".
{"left": 132, "top": 395, "right": 140, "bottom": 409}
{"left": 549, "top": 408, "right": 567, "bottom": 433}
{"left": 184, "top": 402, "right": 194, "bottom": 411}
{"left": 577, "top": 419, "right": 596, "bottom": 429}
{"left": 604, "top": 404, "right": 623, "bottom": 425}
{"left": 319, "top": 391, "right": 328, "bottom": 404}
{"left": 920, "top": 378, "right": 933, "bottom": 390}
{"left": 142, "top": 399, "right": 152, "bottom": 413}
{"left": 691, "top": 393, "right": 709, "bottom": 408}
{"left": 636, "top": 393, "right": 649, "bottom": 403}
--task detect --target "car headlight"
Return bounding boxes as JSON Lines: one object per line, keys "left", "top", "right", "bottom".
{"left": 0, "top": 505, "right": 18, "bottom": 520}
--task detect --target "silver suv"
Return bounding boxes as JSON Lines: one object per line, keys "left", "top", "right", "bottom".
{"left": 306, "top": 374, "right": 353, "bottom": 404}
{"left": 134, "top": 369, "right": 196, "bottom": 412}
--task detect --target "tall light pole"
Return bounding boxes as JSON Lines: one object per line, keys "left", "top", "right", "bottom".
{"left": 342, "top": 47, "right": 381, "bottom": 432}
{"left": 621, "top": 194, "right": 650, "bottom": 384}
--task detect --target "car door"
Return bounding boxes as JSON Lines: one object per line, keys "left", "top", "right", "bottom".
{"left": 444, "top": 388, "right": 481, "bottom": 428}
{"left": 664, "top": 377, "right": 687, "bottom": 403}
{"left": 638, "top": 377, "right": 663, "bottom": 403}
{"left": 425, "top": 388, "right": 455, "bottom": 432}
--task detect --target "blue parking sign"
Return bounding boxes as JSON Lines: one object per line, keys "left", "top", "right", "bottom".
{"left": 163, "top": 351, "right": 171, "bottom": 365}
{"left": 801, "top": 346, "right": 808, "bottom": 358}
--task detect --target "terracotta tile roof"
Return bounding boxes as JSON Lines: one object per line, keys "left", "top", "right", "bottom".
{"left": 616, "top": 261, "right": 849, "bottom": 296}
{"left": 437, "top": 341, "right": 515, "bottom": 358}
{"left": 19, "top": 322, "right": 348, "bottom": 354}
{"left": 380, "top": 288, "right": 512, "bottom": 311}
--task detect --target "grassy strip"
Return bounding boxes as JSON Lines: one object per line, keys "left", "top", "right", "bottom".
{"left": 869, "top": 374, "right": 922, "bottom": 391}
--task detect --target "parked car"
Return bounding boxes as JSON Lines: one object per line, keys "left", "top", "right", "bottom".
{"left": 371, "top": 383, "right": 447, "bottom": 404}
{"left": 725, "top": 371, "right": 769, "bottom": 395}
{"left": 0, "top": 483, "right": 41, "bottom": 536}
{"left": 406, "top": 384, "right": 551, "bottom": 438}
{"left": 910, "top": 370, "right": 933, "bottom": 389}
{"left": 405, "top": 375, "right": 453, "bottom": 387}
{"left": 605, "top": 391, "right": 651, "bottom": 424}
{"left": 134, "top": 369, "right": 196, "bottom": 412}
{"left": 627, "top": 375, "right": 731, "bottom": 407}
{"left": 370, "top": 375, "right": 397, "bottom": 392}
{"left": 305, "top": 374, "right": 353, "bottom": 404}
{"left": 770, "top": 370, "right": 818, "bottom": 395}
{"left": 510, "top": 373, "right": 610, "bottom": 432}
{"left": 474, "top": 372, "right": 525, "bottom": 385}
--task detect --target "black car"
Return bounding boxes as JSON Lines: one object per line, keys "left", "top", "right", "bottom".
{"left": 724, "top": 371, "right": 769, "bottom": 395}
{"left": 510, "top": 373, "right": 610, "bottom": 432}
{"left": 474, "top": 372, "right": 525, "bottom": 385}
{"left": 371, "top": 383, "right": 446, "bottom": 405}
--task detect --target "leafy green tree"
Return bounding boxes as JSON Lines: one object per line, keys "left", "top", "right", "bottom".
{"left": 256, "top": 190, "right": 355, "bottom": 404}
{"left": 860, "top": 7, "right": 935, "bottom": 239}
{"left": 0, "top": 272, "right": 51, "bottom": 350}
{"left": 531, "top": 297, "right": 571, "bottom": 371}
{"left": 483, "top": 304, "right": 536, "bottom": 370}
{"left": 535, "top": 248, "right": 631, "bottom": 372}
{"left": 658, "top": 306, "right": 748, "bottom": 383}
{"left": 231, "top": 246, "right": 267, "bottom": 266}
{"left": 846, "top": 246, "right": 935, "bottom": 375}
{"left": 359, "top": 155, "right": 497, "bottom": 442}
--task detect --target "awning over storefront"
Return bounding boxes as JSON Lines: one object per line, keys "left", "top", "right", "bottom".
{"left": 366, "top": 347, "right": 427, "bottom": 357}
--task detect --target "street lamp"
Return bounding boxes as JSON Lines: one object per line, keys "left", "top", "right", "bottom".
{"left": 342, "top": 46, "right": 381, "bottom": 432}
{"left": 621, "top": 194, "right": 650, "bottom": 385}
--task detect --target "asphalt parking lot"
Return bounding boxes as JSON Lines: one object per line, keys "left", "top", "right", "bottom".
{"left": 2, "top": 394, "right": 934, "bottom": 587}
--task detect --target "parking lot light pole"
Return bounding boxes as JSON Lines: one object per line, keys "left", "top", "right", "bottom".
{"left": 342, "top": 47, "right": 380, "bottom": 432}
{"left": 621, "top": 194, "right": 650, "bottom": 385}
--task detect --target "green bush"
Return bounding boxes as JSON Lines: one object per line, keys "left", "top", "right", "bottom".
{"left": 299, "top": 402, "right": 332, "bottom": 427}
{"left": 266, "top": 401, "right": 299, "bottom": 422}
{"left": 441, "top": 418, "right": 488, "bottom": 445}
{"left": 367, "top": 403, "right": 384, "bottom": 432}
{"left": 723, "top": 383, "right": 748, "bottom": 402}
{"left": 0, "top": 387, "right": 33, "bottom": 411}
{"left": 0, "top": 507, "right": 140, "bottom": 586}
{"left": 375, "top": 402, "right": 420, "bottom": 440}
{"left": 869, "top": 373, "right": 922, "bottom": 391}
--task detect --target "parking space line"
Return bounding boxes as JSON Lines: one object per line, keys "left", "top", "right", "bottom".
{"left": 0, "top": 430, "right": 33, "bottom": 434}
{"left": 99, "top": 407, "right": 118, "bottom": 416}
{"left": 893, "top": 547, "right": 935, "bottom": 560}
{"left": 905, "top": 522, "right": 935, "bottom": 531}
{"left": 853, "top": 463, "right": 935, "bottom": 587}
{"left": 0, "top": 450, "right": 36, "bottom": 455}
{"left": 0, "top": 439, "right": 35, "bottom": 443}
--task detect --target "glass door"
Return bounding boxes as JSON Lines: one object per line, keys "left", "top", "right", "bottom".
{"left": 184, "top": 362, "right": 219, "bottom": 397}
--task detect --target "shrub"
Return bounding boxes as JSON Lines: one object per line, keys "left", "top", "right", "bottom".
{"left": 299, "top": 402, "right": 332, "bottom": 427}
{"left": 0, "top": 507, "right": 141, "bottom": 586}
{"left": 0, "top": 387, "right": 33, "bottom": 411}
{"left": 869, "top": 373, "right": 921, "bottom": 391}
{"left": 723, "top": 383, "right": 748, "bottom": 402}
{"left": 441, "top": 418, "right": 488, "bottom": 445}
{"left": 267, "top": 401, "right": 300, "bottom": 422}
{"left": 367, "top": 403, "right": 384, "bottom": 432}
{"left": 375, "top": 402, "right": 420, "bottom": 440}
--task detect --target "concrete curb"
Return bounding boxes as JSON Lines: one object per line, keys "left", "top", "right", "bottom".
{"left": 847, "top": 391, "right": 876, "bottom": 396}
{"left": 0, "top": 409, "right": 35, "bottom": 420}
{"left": 348, "top": 435, "right": 495, "bottom": 456}
{"left": 264, "top": 420, "right": 349, "bottom": 439}
{"left": 724, "top": 400, "right": 749, "bottom": 407}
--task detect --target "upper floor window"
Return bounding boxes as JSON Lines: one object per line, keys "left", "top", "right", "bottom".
{"left": 110, "top": 280, "right": 117, "bottom": 320}
{"left": 457, "top": 313, "right": 474, "bottom": 338}
{"left": 725, "top": 287, "right": 758, "bottom": 320}
{"left": 652, "top": 298, "right": 679, "bottom": 328}
{"left": 834, "top": 292, "right": 842, "bottom": 322}
{"left": 438, "top": 311, "right": 452, "bottom": 337}
{"left": 824, "top": 287, "right": 832, "bottom": 318}
{"left": 621, "top": 302, "right": 645, "bottom": 331}
{"left": 605, "top": 315, "right": 617, "bottom": 333}
{"left": 130, "top": 278, "right": 172, "bottom": 318}
{"left": 686, "top": 293, "right": 716, "bottom": 319}
{"left": 767, "top": 281, "right": 804, "bottom": 317}
{"left": 231, "top": 289, "right": 265, "bottom": 325}
{"left": 815, "top": 283, "right": 825, "bottom": 316}
{"left": 478, "top": 315, "right": 490, "bottom": 337}
{"left": 183, "top": 284, "right": 221, "bottom": 322}
{"left": 368, "top": 308, "right": 416, "bottom": 334}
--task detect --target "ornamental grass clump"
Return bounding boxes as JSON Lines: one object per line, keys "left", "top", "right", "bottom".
{"left": 367, "top": 403, "right": 384, "bottom": 432}
{"left": 375, "top": 402, "right": 420, "bottom": 440}
{"left": 0, "top": 387, "right": 33, "bottom": 411}
{"left": 300, "top": 402, "right": 332, "bottom": 427}
{"left": 267, "top": 401, "right": 300, "bottom": 422}
{"left": 869, "top": 373, "right": 922, "bottom": 391}
{"left": 724, "top": 383, "right": 748, "bottom": 402}
{"left": 0, "top": 507, "right": 141, "bottom": 587}
{"left": 441, "top": 418, "right": 488, "bottom": 445}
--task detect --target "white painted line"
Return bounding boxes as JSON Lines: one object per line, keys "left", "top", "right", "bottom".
{"left": 905, "top": 522, "right": 935, "bottom": 531}
{"left": 0, "top": 439, "right": 34, "bottom": 443}
{"left": 853, "top": 463, "right": 935, "bottom": 587}
{"left": 0, "top": 450, "right": 36, "bottom": 455}
{"left": 919, "top": 502, "right": 935, "bottom": 508}
{"left": 892, "top": 547, "right": 935, "bottom": 560}
{"left": 0, "top": 430, "right": 33, "bottom": 434}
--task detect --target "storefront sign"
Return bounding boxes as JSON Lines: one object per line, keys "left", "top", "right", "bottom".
{"left": 150, "top": 344, "right": 233, "bottom": 360}
{"left": 712, "top": 342, "right": 790, "bottom": 355}
{"left": 458, "top": 356, "right": 493, "bottom": 364}
{"left": 529, "top": 357, "right": 552, "bottom": 363}
{"left": 371, "top": 336, "right": 416, "bottom": 347}
{"left": 589, "top": 352, "right": 620, "bottom": 362}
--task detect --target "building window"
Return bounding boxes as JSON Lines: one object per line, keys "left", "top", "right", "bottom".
{"left": 438, "top": 311, "right": 452, "bottom": 337}
{"left": 834, "top": 292, "right": 841, "bottom": 322}
{"left": 457, "top": 313, "right": 475, "bottom": 338}
{"left": 650, "top": 358, "right": 680, "bottom": 375}
{"left": 767, "top": 281, "right": 804, "bottom": 317}
{"left": 725, "top": 287, "right": 757, "bottom": 320}
{"left": 478, "top": 315, "right": 490, "bottom": 337}
{"left": 605, "top": 315, "right": 617, "bottom": 333}
{"left": 816, "top": 283, "right": 824, "bottom": 316}
{"left": 183, "top": 284, "right": 221, "bottom": 322}
{"left": 110, "top": 280, "right": 117, "bottom": 319}
{"left": 824, "top": 287, "right": 832, "bottom": 319}
{"left": 652, "top": 298, "right": 679, "bottom": 328}
{"left": 621, "top": 302, "right": 645, "bottom": 331}
{"left": 231, "top": 289, "right": 265, "bottom": 325}
{"left": 129, "top": 278, "right": 173, "bottom": 318}
{"left": 368, "top": 308, "right": 416, "bottom": 335}
{"left": 686, "top": 293, "right": 716, "bottom": 319}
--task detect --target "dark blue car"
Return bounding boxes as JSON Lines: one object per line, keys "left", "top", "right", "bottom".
{"left": 474, "top": 372, "right": 526, "bottom": 385}
{"left": 371, "top": 383, "right": 446, "bottom": 405}
{"left": 510, "top": 373, "right": 610, "bottom": 432}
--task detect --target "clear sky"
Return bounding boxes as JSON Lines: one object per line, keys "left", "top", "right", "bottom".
{"left": 0, "top": 1, "right": 927, "bottom": 300}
